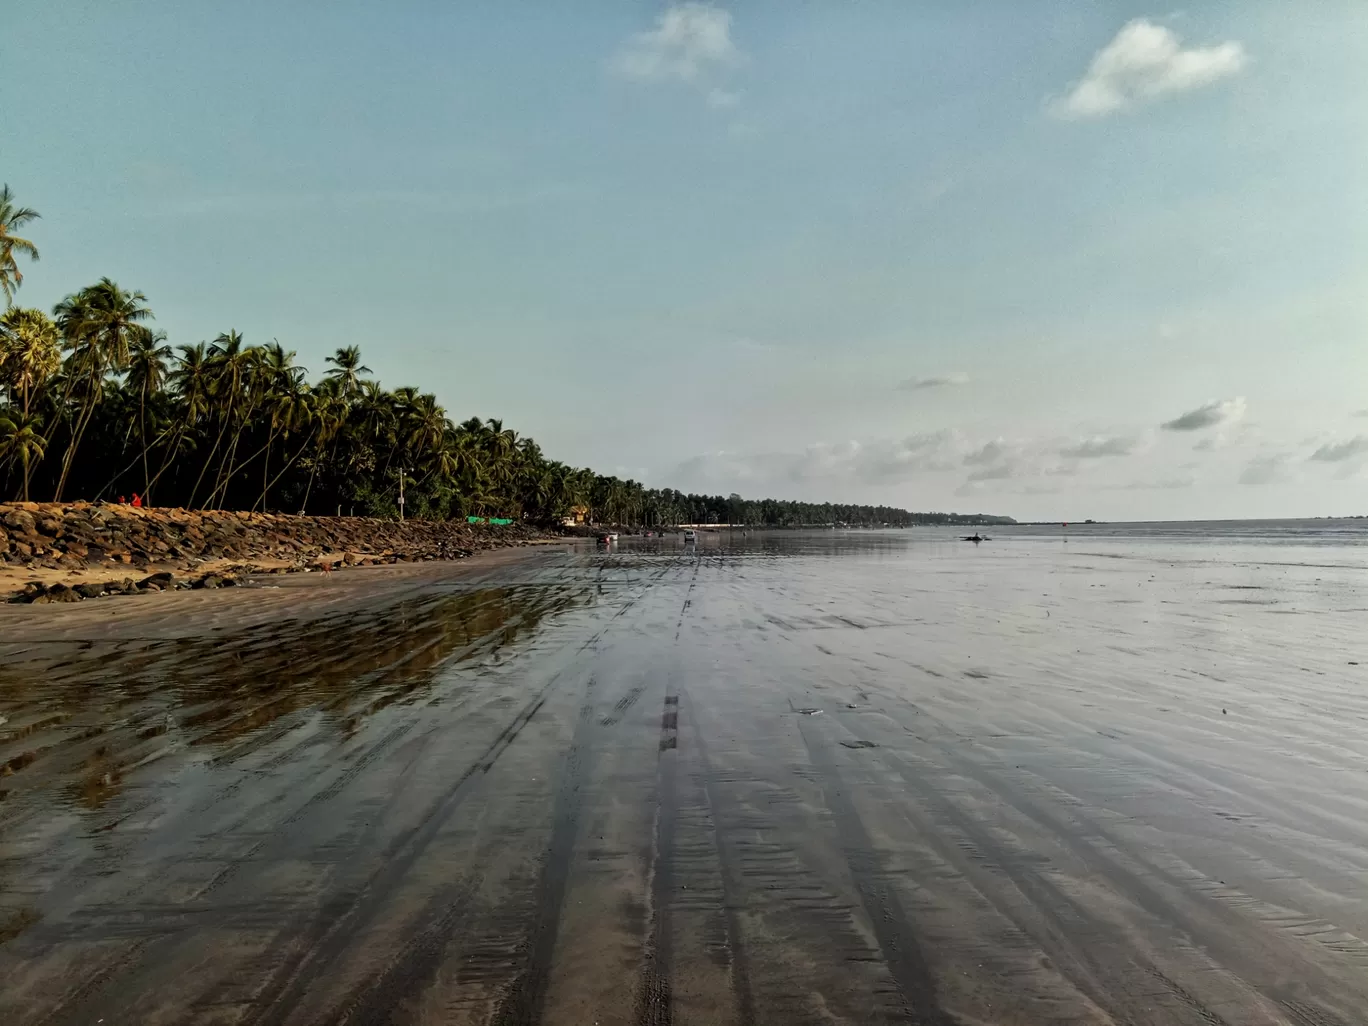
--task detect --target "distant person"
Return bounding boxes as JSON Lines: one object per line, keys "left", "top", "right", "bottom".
{"left": 131, "top": 493, "right": 142, "bottom": 508}
{"left": 117, "top": 495, "right": 127, "bottom": 505}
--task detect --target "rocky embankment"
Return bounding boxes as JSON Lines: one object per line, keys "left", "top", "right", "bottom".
{"left": 1, "top": 502, "right": 549, "bottom": 603}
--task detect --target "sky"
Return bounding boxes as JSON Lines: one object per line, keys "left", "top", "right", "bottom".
{"left": 5, "top": 1, "right": 1367, "bottom": 521}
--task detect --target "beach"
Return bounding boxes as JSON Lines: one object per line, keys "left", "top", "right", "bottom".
{"left": 3, "top": 525, "right": 1368, "bottom": 1024}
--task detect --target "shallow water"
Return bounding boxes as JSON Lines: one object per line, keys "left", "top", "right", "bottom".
{"left": 2, "top": 528, "right": 1368, "bottom": 1024}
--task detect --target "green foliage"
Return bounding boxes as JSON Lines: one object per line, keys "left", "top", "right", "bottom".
{"left": 0, "top": 184, "right": 41, "bottom": 307}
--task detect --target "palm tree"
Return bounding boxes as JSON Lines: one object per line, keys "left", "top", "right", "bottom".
{"left": 0, "top": 411, "right": 47, "bottom": 501}
{"left": 0, "top": 307, "right": 61, "bottom": 415}
{"left": 191, "top": 330, "right": 248, "bottom": 507}
{"left": 299, "top": 385, "right": 348, "bottom": 513}
{"left": 0, "top": 186, "right": 40, "bottom": 308}
{"left": 145, "top": 342, "right": 210, "bottom": 498}
{"left": 50, "top": 279, "right": 153, "bottom": 500}
{"left": 256, "top": 370, "right": 313, "bottom": 510}
{"left": 246, "top": 342, "right": 307, "bottom": 510}
{"left": 125, "top": 327, "right": 173, "bottom": 499}
{"left": 324, "top": 345, "right": 371, "bottom": 397}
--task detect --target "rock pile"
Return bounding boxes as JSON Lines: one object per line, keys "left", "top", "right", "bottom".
{"left": 11, "top": 570, "right": 241, "bottom": 604}
{"left": 1, "top": 502, "right": 548, "bottom": 599}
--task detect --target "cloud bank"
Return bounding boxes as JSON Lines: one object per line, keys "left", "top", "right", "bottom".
{"left": 1052, "top": 19, "right": 1247, "bottom": 119}
{"left": 1161, "top": 397, "right": 1246, "bottom": 432}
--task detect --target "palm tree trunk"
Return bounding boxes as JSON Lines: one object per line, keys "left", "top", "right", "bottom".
{"left": 97, "top": 422, "right": 176, "bottom": 501}
{"left": 258, "top": 426, "right": 316, "bottom": 511}
{"left": 212, "top": 419, "right": 277, "bottom": 510}
{"left": 187, "top": 418, "right": 229, "bottom": 508}
{"left": 257, "top": 436, "right": 272, "bottom": 512}
{"left": 147, "top": 420, "right": 190, "bottom": 502}
{"left": 139, "top": 387, "right": 152, "bottom": 501}
{"left": 53, "top": 392, "right": 98, "bottom": 502}
{"left": 206, "top": 425, "right": 244, "bottom": 508}
{"left": 206, "top": 397, "right": 261, "bottom": 508}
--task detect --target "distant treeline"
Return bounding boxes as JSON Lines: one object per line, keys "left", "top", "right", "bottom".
{"left": 669, "top": 495, "right": 1015, "bottom": 527}
{"left": 0, "top": 185, "right": 1015, "bottom": 526}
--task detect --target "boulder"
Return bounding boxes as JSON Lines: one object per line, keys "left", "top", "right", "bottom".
{"left": 138, "top": 571, "right": 177, "bottom": 590}
{"left": 34, "top": 584, "right": 82, "bottom": 604}
{"left": 2, "top": 510, "right": 35, "bottom": 534}
{"left": 74, "top": 582, "right": 106, "bottom": 599}
{"left": 7, "top": 582, "right": 46, "bottom": 604}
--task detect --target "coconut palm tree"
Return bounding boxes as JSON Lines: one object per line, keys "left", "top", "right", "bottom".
{"left": 50, "top": 279, "right": 153, "bottom": 500}
{"left": 125, "top": 327, "right": 173, "bottom": 499}
{"left": 299, "top": 384, "right": 348, "bottom": 513}
{"left": 0, "top": 186, "right": 40, "bottom": 308}
{"left": 0, "top": 411, "right": 47, "bottom": 500}
{"left": 0, "top": 307, "right": 61, "bottom": 415}
{"left": 324, "top": 345, "right": 371, "bottom": 397}
{"left": 190, "top": 331, "right": 248, "bottom": 507}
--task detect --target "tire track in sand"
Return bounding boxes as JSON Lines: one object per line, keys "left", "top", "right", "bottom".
{"left": 795, "top": 714, "right": 955, "bottom": 1026}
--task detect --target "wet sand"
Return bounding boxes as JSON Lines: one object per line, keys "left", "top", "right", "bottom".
{"left": 3, "top": 530, "right": 1368, "bottom": 1025}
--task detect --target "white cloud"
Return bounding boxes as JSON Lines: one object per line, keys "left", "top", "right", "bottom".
{"left": 1051, "top": 18, "right": 1247, "bottom": 119}
{"left": 1059, "top": 435, "right": 1138, "bottom": 459}
{"left": 706, "top": 87, "right": 740, "bottom": 108}
{"left": 896, "top": 372, "right": 969, "bottom": 391}
{"left": 1161, "top": 397, "right": 1246, "bottom": 432}
{"left": 1310, "top": 436, "right": 1368, "bottom": 463}
{"left": 610, "top": 4, "right": 740, "bottom": 86}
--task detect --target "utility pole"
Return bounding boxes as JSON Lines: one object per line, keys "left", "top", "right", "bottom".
{"left": 399, "top": 467, "right": 406, "bottom": 522}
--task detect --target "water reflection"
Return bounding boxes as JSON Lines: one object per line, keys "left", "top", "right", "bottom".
{"left": 0, "top": 583, "right": 586, "bottom": 816}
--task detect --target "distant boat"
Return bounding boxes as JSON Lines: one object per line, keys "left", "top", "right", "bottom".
{"left": 963, "top": 534, "right": 989, "bottom": 543}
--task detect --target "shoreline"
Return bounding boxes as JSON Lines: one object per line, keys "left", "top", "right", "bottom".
{"left": 1, "top": 501, "right": 564, "bottom": 603}
{"left": 0, "top": 543, "right": 572, "bottom": 658}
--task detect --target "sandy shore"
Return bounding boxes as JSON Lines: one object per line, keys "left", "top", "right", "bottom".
{"left": 3, "top": 530, "right": 1368, "bottom": 1024}
{"left": 0, "top": 543, "right": 570, "bottom": 648}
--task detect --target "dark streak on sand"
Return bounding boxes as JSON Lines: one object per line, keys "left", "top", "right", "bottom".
{"left": 636, "top": 692, "right": 681, "bottom": 1026}
{"left": 796, "top": 716, "right": 953, "bottom": 1025}
{"left": 488, "top": 692, "right": 595, "bottom": 1026}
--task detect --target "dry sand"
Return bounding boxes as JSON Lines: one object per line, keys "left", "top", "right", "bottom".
{"left": 2, "top": 529, "right": 1367, "bottom": 1025}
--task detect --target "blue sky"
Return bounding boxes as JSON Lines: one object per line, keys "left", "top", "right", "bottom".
{"left": 6, "top": 2, "right": 1366, "bottom": 519}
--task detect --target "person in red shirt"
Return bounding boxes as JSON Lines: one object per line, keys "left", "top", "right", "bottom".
{"left": 131, "top": 493, "right": 142, "bottom": 508}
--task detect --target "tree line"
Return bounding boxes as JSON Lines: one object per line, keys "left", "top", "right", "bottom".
{"left": 0, "top": 184, "right": 1011, "bottom": 526}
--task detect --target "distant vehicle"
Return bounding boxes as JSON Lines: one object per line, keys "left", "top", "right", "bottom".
{"left": 598, "top": 532, "right": 617, "bottom": 544}
{"left": 683, "top": 529, "right": 697, "bottom": 542}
